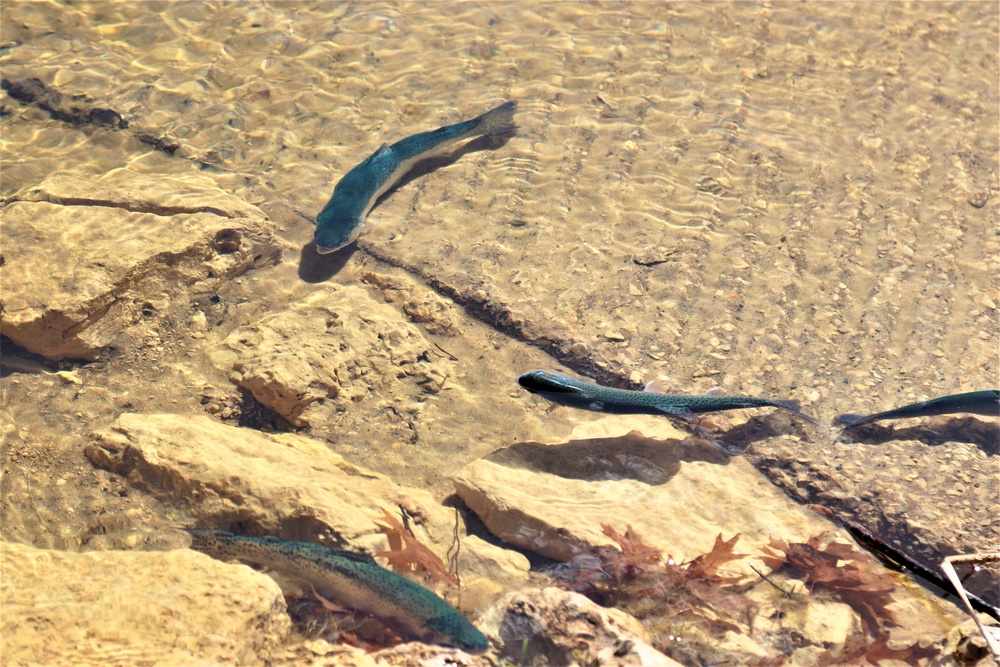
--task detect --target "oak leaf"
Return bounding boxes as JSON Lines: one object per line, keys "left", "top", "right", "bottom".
{"left": 761, "top": 533, "right": 898, "bottom": 637}
{"left": 374, "top": 507, "right": 459, "bottom": 586}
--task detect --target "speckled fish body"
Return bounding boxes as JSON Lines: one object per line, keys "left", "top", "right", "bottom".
{"left": 314, "top": 100, "right": 518, "bottom": 253}
{"left": 517, "top": 370, "right": 815, "bottom": 423}
{"left": 186, "top": 530, "right": 488, "bottom": 653}
{"left": 835, "top": 390, "right": 1000, "bottom": 427}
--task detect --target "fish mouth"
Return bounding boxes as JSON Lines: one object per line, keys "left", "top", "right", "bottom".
{"left": 314, "top": 244, "right": 339, "bottom": 254}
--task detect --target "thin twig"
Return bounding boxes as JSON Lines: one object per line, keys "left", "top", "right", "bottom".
{"left": 750, "top": 564, "right": 795, "bottom": 598}
{"left": 432, "top": 341, "right": 458, "bottom": 361}
{"left": 942, "top": 554, "right": 1000, "bottom": 663}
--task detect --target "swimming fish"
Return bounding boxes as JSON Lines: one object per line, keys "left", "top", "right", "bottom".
{"left": 186, "top": 529, "right": 488, "bottom": 653}
{"left": 835, "top": 390, "right": 1000, "bottom": 428}
{"left": 314, "top": 100, "right": 518, "bottom": 253}
{"left": 517, "top": 370, "right": 816, "bottom": 423}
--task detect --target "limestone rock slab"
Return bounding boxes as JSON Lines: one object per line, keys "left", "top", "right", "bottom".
{"left": 454, "top": 429, "right": 967, "bottom": 664}
{"left": 211, "top": 285, "right": 451, "bottom": 427}
{"left": 0, "top": 169, "right": 279, "bottom": 359}
{"left": 0, "top": 540, "right": 289, "bottom": 666}
{"left": 481, "top": 587, "right": 683, "bottom": 667}
{"left": 361, "top": 270, "right": 459, "bottom": 336}
{"left": 85, "top": 413, "right": 529, "bottom": 598}
{"left": 453, "top": 430, "right": 834, "bottom": 570}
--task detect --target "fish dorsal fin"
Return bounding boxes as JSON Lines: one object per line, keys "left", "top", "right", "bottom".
{"left": 364, "top": 143, "right": 391, "bottom": 165}
{"left": 643, "top": 376, "right": 672, "bottom": 393}
{"left": 703, "top": 387, "right": 724, "bottom": 396}
{"left": 328, "top": 548, "right": 378, "bottom": 564}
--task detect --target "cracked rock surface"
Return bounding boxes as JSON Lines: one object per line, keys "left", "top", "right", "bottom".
{"left": 1, "top": 540, "right": 290, "bottom": 666}
{"left": 0, "top": 170, "right": 280, "bottom": 360}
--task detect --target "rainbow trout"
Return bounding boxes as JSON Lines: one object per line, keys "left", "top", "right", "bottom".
{"left": 186, "top": 529, "right": 488, "bottom": 652}
{"left": 517, "top": 370, "right": 815, "bottom": 423}
{"left": 835, "top": 390, "right": 999, "bottom": 427}
{"left": 314, "top": 100, "right": 518, "bottom": 253}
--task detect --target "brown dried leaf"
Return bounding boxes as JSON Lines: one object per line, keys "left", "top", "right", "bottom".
{"left": 601, "top": 523, "right": 662, "bottom": 578}
{"left": 374, "top": 507, "right": 459, "bottom": 586}
{"left": 564, "top": 525, "right": 757, "bottom": 649}
{"left": 760, "top": 537, "right": 790, "bottom": 571}
{"left": 759, "top": 534, "right": 899, "bottom": 637}
{"left": 685, "top": 533, "right": 747, "bottom": 585}
{"left": 602, "top": 524, "right": 662, "bottom": 562}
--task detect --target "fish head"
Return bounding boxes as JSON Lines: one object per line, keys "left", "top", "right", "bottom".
{"left": 516, "top": 370, "right": 584, "bottom": 397}
{"left": 314, "top": 208, "right": 361, "bottom": 254}
{"left": 184, "top": 528, "right": 244, "bottom": 559}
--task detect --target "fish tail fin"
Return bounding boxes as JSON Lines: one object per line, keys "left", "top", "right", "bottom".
{"left": 475, "top": 100, "right": 518, "bottom": 136}
{"left": 770, "top": 399, "right": 818, "bottom": 424}
{"left": 834, "top": 413, "right": 870, "bottom": 427}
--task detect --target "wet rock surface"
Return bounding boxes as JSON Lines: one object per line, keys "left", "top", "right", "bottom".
{"left": 748, "top": 422, "right": 1000, "bottom": 609}
{"left": 85, "top": 413, "right": 530, "bottom": 596}
{"left": 212, "top": 286, "right": 451, "bottom": 428}
{"left": 483, "top": 587, "right": 683, "bottom": 667}
{"left": 453, "top": 423, "right": 970, "bottom": 664}
{"left": 454, "top": 428, "right": 831, "bottom": 566}
{"left": 0, "top": 170, "right": 279, "bottom": 360}
{"left": 0, "top": 540, "right": 290, "bottom": 666}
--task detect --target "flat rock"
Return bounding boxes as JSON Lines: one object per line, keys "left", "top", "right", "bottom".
{"left": 454, "top": 428, "right": 832, "bottom": 569}
{"left": 454, "top": 426, "right": 968, "bottom": 664}
{"left": 0, "top": 540, "right": 289, "bottom": 666}
{"left": 211, "top": 285, "right": 451, "bottom": 427}
{"left": 481, "top": 587, "right": 683, "bottom": 667}
{"left": 0, "top": 169, "right": 279, "bottom": 359}
{"left": 85, "top": 413, "right": 529, "bottom": 604}
{"left": 361, "top": 270, "right": 459, "bottom": 336}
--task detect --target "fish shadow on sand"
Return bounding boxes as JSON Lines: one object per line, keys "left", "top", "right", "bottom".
{"left": 297, "top": 240, "right": 357, "bottom": 283}
{"left": 482, "top": 431, "right": 731, "bottom": 487}
{"left": 389, "top": 130, "right": 515, "bottom": 195}
{"left": 836, "top": 416, "right": 998, "bottom": 456}
{"left": 297, "top": 131, "right": 515, "bottom": 283}
{"left": 706, "top": 413, "right": 815, "bottom": 456}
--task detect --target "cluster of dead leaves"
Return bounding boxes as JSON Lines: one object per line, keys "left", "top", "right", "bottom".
{"left": 760, "top": 533, "right": 938, "bottom": 664}
{"left": 563, "top": 526, "right": 940, "bottom": 665}
{"left": 562, "top": 524, "right": 754, "bottom": 639}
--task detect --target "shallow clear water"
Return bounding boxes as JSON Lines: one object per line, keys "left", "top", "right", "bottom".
{"left": 1, "top": 0, "right": 998, "bottom": 660}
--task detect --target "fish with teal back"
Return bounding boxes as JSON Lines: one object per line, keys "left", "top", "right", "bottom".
{"left": 314, "top": 101, "right": 518, "bottom": 253}
{"left": 185, "top": 529, "right": 488, "bottom": 653}
{"left": 835, "top": 390, "right": 1000, "bottom": 428}
{"left": 517, "top": 370, "right": 816, "bottom": 424}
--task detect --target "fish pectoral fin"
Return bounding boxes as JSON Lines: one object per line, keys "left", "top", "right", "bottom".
{"left": 655, "top": 405, "right": 697, "bottom": 420}
{"left": 834, "top": 413, "right": 868, "bottom": 427}
{"left": 310, "top": 583, "right": 349, "bottom": 614}
{"left": 587, "top": 401, "right": 606, "bottom": 411}
{"left": 643, "top": 375, "right": 674, "bottom": 393}
{"left": 703, "top": 387, "right": 724, "bottom": 396}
